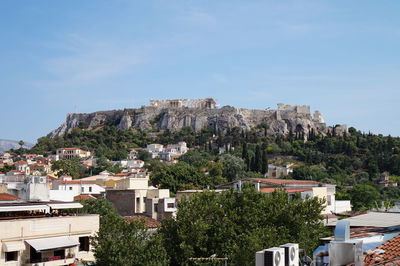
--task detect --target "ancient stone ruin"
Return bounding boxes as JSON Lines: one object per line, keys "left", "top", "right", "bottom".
{"left": 149, "top": 98, "right": 217, "bottom": 109}
{"left": 48, "top": 99, "right": 346, "bottom": 138}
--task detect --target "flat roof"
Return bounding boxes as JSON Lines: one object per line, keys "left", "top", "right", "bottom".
{"left": 327, "top": 212, "right": 400, "bottom": 228}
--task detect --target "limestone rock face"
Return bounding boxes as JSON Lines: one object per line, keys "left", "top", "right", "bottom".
{"left": 118, "top": 111, "right": 133, "bottom": 130}
{"left": 47, "top": 103, "right": 344, "bottom": 138}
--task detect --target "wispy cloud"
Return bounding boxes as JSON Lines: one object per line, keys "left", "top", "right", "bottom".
{"left": 34, "top": 34, "right": 144, "bottom": 89}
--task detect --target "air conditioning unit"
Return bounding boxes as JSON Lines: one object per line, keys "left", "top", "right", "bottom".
{"left": 329, "top": 240, "right": 363, "bottom": 266}
{"left": 256, "top": 247, "right": 284, "bottom": 266}
{"left": 280, "top": 243, "right": 299, "bottom": 266}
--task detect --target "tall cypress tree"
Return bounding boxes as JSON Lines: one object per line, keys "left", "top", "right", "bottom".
{"left": 242, "top": 142, "right": 248, "bottom": 159}
{"left": 261, "top": 149, "right": 268, "bottom": 174}
{"left": 255, "top": 145, "right": 262, "bottom": 172}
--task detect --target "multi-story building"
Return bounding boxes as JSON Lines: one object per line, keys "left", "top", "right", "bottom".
{"left": 106, "top": 175, "right": 172, "bottom": 218}
{"left": 52, "top": 180, "right": 105, "bottom": 197}
{"left": 217, "top": 178, "right": 351, "bottom": 215}
{"left": 266, "top": 163, "right": 294, "bottom": 178}
{"left": 0, "top": 201, "right": 99, "bottom": 265}
{"left": 56, "top": 148, "right": 91, "bottom": 160}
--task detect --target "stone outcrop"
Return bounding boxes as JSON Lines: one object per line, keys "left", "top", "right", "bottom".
{"left": 48, "top": 100, "right": 345, "bottom": 138}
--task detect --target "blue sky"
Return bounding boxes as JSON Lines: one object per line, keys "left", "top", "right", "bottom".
{"left": 1, "top": 0, "right": 400, "bottom": 143}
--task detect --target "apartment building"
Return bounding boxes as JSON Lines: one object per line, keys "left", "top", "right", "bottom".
{"left": 56, "top": 148, "right": 91, "bottom": 160}
{"left": 0, "top": 201, "right": 99, "bottom": 265}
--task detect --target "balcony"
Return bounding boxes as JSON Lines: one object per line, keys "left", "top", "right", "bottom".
{"left": 25, "top": 254, "right": 76, "bottom": 266}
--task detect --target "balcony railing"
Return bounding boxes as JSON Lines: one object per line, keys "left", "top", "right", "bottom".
{"left": 26, "top": 253, "right": 75, "bottom": 264}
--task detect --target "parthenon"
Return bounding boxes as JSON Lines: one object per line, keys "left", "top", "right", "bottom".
{"left": 149, "top": 98, "right": 217, "bottom": 109}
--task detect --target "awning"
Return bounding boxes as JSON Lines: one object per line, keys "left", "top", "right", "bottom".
{"left": 26, "top": 236, "right": 80, "bottom": 252}
{"left": 2, "top": 241, "right": 25, "bottom": 252}
{"left": 47, "top": 203, "right": 83, "bottom": 210}
{"left": 0, "top": 205, "right": 49, "bottom": 213}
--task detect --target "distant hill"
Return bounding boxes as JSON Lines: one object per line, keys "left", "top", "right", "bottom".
{"left": 0, "top": 139, "right": 34, "bottom": 152}
{"left": 48, "top": 99, "right": 347, "bottom": 138}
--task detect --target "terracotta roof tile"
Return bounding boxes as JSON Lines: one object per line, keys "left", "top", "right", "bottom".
{"left": 123, "top": 216, "right": 161, "bottom": 228}
{"left": 364, "top": 234, "right": 400, "bottom": 265}
{"left": 260, "top": 188, "right": 312, "bottom": 193}
{"left": 0, "top": 193, "right": 20, "bottom": 201}
{"left": 74, "top": 194, "right": 96, "bottom": 201}
{"left": 54, "top": 180, "right": 95, "bottom": 185}
{"left": 246, "top": 178, "right": 321, "bottom": 185}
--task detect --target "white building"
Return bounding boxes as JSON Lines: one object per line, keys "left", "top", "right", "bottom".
{"left": 56, "top": 148, "right": 91, "bottom": 160}
{"left": 2, "top": 175, "right": 50, "bottom": 202}
{"left": 266, "top": 163, "right": 294, "bottom": 178}
{"left": 52, "top": 180, "right": 105, "bottom": 197}
{"left": 0, "top": 201, "right": 99, "bottom": 265}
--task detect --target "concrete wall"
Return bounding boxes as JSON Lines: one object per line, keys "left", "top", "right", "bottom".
{"left": 0, "top": 214, "right": 99, "bottom": 265}
{"left": 53, "top": 183, "right": 105, "bottom": 197}
{"left": 106, "top": 190, "right": 137, "bottom": 216}
{"left": 147, "top": 189, "right": 170, "bottom": 199}
{"left": 334, "top": 200, "right": 352, "bottom": 214}
{"left": 116, "top": 178, "right": 149, "bottom": 190}
{"left": 49, "top": 190, "right": 74, "bottom": 202}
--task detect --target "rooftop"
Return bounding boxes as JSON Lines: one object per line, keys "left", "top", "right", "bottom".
{"left": 327, "top": 212, "right": 400, "bottom": 228}
{"left": 0, "top": 193, "right": 20, "bottom": 201}
{"left": 364, "top": 234, "right": 400, "bottom": 265}
{"left": 74, "top": 194, "right": 96, "bottom": 201}
{"left": 124, "top": 216, "right": 161, "bottom": 228}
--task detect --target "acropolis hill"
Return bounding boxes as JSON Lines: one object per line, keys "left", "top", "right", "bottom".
{"left": 48, "top": 98, "right": 347, "bottom": 138}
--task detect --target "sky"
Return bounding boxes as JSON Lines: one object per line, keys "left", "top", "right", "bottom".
{"left": 1, "top": 0, "right": 400, "bottom": 143}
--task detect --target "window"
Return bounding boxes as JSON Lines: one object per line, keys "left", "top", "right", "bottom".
{"left": 53, "top": 249, "right": 65, "bottom": 259}
{"left": 69, "top": 187, "right": 73, "bottom": 190}
{"left": 154, "top": 203, "right": 158, "bottom": 212}
{"left": 167, "top": 203, "right": 175, "bottom": 208}
{"left": 327, "top": 195, "right": 332, "bottom": 206}
{"left": 89, "top": 187, "right": 92, "bottom": 192}
{"left": 81, "top": 187, "right": 84, "bottom": 193}
{"left": 79, "top": 236, "right": 90, "bottom": 252}
{"left": 6, "top": 251, "right": 18, "bottom": 262}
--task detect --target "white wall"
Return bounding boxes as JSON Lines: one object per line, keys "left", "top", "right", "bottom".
{"left": 334, "top": 200, "right": 352, "bottom": 214}
{"left": 49, "top": 190, "right": 74, "bottom": 202}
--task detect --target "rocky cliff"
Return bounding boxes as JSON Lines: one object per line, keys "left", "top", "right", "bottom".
{"left": 48, "top": 101, "right": 347, "bottom": 138}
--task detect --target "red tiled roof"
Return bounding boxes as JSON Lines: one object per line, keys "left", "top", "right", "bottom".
{"left": 56, "top": 148, "right": 81, "bottom": 150}
{"left": 0, "top": 193, "right": 20, "bottom": 201}
{"left": 123, "top": 216, "right": 161, "bottom": 228}
{"left": 286, "top": 188, "right": 312, "bottom": 193}
{"left": 247, "top": 178, "right": 321, "bottom": 185}
{"left": 114, "top": 173, "right": 130, "bottom": 177}
{"left": 15, "top": 161, "right": 27, "bottom": 165}
{"left": 74, "top": 194, "right": 96, "bottom": 201}
{"left": 260, "top": 188, "right": 277, "bottom": 193}
{"left": 364, "top": 234, "right": 400, "bottom": 265}
{"left": 260, "top": 188, "right": 312, "bottom": 193}
{"left": 54, "top": 180, "right": 94, "bottom": 185}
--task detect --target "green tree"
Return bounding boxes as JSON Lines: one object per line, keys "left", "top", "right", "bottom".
{"left": 150, "top": 162, "right": 210, "bottom": 193}
{"left": 51, "top": 158, "right": 86, "bottom": 179}
{"left": 77, "top": 199, "right": 169, "bottom": 265}
{"left": 218, "top": 154, "right": 245, "bottom": 182}
{"left": 18, "top": 140, "right": 24, "bottom": 149}
{"left": 350, "top": 184, "right": 380, "bottom": 210}
{"left": 93, "top": 216, "right": 169, "bottom": 266}
{"left": 160, "top": 187, "right": 325, "bottom": 266}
